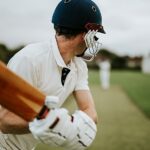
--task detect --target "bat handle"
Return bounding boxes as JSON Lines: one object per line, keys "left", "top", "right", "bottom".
{"left": 36, "top": 105, "right": 50, "bottom": 120}
{"left": 36, "top": 96, "right": 59, "bottom": 120}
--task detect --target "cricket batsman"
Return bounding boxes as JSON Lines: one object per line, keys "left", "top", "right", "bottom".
{"left": 0, "top": 0, "right": 105, "bottom": 149}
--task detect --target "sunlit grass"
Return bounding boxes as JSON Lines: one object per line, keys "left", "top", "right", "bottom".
{"left": 89, "top": 69, "right": 150, "bottom": 118}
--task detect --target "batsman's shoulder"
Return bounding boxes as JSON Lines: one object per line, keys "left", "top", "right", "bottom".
{"left": 9, "top": 41, "right": 51, "bottom": 65}
{"left": 74, "top": 57, "right": 88, "bottom": 70}
{"left": 21, "top": 41, "right": 51, "bottom": 59}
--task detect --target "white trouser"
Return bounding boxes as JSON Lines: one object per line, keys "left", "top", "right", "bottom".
{"left": 0, "top": 132, "right": 38, "bottom": 150}
{"left": 100, "top": 70, "right": 110, "bottom": 89}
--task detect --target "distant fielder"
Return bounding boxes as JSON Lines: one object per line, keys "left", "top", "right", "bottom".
{"left": 0, "top": 0, "right": 105, "bottom": 149}
{"left": 98, "top": 59, "right": 111, "bottom": 90}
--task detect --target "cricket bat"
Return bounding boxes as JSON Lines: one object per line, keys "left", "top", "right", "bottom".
{"left": 0, "top": 61, "right": 49, "bottom": 122}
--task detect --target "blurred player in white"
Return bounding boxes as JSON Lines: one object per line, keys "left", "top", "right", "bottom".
{"left": 0, "top": 0, "right": 105, "bottom": 149}
{"left": 98, "top": 58, "right": 111, "bottom": 90}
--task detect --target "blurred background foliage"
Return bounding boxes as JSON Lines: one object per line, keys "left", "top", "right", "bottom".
{"left": 0, "top": 43, "right": 23, "bottom": 63}
{"left": 0, "top": 43, "right": 142, "bottom": 71}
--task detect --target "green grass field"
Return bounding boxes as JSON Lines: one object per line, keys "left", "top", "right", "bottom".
{"left": 89, "top": 70, "right": 150, "bottom": 118}
{"left": 36, "top": 70, "right": 150, "bottom": 150}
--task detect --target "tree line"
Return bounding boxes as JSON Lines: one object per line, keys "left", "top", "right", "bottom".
{"left": 0, "top": 43, "right": 141, "bottom": 70}
{"left": 0, "top": 43, "right": 24, "bottom": 64}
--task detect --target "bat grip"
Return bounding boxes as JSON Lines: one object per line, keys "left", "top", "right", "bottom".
{"left": 36, "top": 105, "right": 50, "bottom": 120}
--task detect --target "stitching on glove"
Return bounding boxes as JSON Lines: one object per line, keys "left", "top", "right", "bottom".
{"left": 78, "top": 140, "right": 87, "bottom": 147}
{"left": 85, "top": 133, "right": 93, "bottom": 140}
{"left": 49, "top": 117, "right": 60, "bottom": 129}
{"left": 77, "top": 134, "right": 81, "bottom": 139}
{"left": 51, "top": 131, "right": 66, "bottom": 139}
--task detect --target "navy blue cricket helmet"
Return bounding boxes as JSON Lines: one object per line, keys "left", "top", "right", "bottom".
{"left": 52, "top": 0, "right": 105, "bottom": 33}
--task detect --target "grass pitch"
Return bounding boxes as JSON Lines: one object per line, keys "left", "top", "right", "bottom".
{"left": 89, "top": 70, "right": 150, "bottom": 118}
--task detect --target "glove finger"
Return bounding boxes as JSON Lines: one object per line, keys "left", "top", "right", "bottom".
{"left": 45, "top": 96, "right": 59, "bottom": 109}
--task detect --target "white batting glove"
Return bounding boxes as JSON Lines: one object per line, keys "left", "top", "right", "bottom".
{"left": 29, "top": 96, "right": 78, "bottom": 147}
{"left": 45, "top": 96, "right": 59, "bottom": 109}
{"left": 63, "top": 110, "right": 97, "bottom": 150}
{"left": 29, "top": 96, "right": 97, "bottom": 150}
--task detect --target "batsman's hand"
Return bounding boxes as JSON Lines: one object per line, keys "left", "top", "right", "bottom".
{"left": 64, "top": 110, "right": 97, "bottom": 150}
{"left": 29, "top": 96, "right": 97, "bottom": 150}
{"left": 29, "top": 96, "right": 78, "bottom": 147}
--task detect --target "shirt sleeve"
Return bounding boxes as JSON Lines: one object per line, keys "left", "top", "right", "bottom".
{"left": 7, "top": 50, "right": 37, "bottom": 87}
{"left": 74, "top": 59, "right": 89, "bottom": 91}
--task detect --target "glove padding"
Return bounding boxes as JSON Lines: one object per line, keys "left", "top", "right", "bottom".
{"left": 63, "top": 110, "right": 97, "bottom": 150}
{"left": 29, "top": 96, "right": 78, "bottom": 147}
{"left": 29, "top": 96, "right": 97, "bottom": 150}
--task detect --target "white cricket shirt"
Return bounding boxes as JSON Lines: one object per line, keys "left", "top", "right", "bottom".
{"left": 0, "top": 32, "right": 89, "bottom": 150}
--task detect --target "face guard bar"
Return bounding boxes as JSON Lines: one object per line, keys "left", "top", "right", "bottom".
{"left": 82, "top": 30, "right": 102, "bottom": 61}
{"left": 81, "top": 23, "right": 105, "bottom": 61}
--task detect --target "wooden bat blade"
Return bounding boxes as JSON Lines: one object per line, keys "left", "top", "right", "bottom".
{"left": 0, "top": 61, "right": 46, "bottom": 121}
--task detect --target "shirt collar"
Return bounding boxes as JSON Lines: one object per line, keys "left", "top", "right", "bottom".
{"left": 51, "top": 34, "right": 67, "bottom": 68}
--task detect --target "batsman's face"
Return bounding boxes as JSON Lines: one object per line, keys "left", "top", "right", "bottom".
{"left": 74, "top": 33, "right": 87, "bottom": 56}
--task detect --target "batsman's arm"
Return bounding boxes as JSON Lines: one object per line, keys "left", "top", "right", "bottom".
{"left": 0, "top": 107, "right": 29, "bottom": 134}
{"left": 73, "top": 90, "right": 98, "bottom": 124}
{"left": 0, "top": 59, "right": 45, "bottom": 134}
